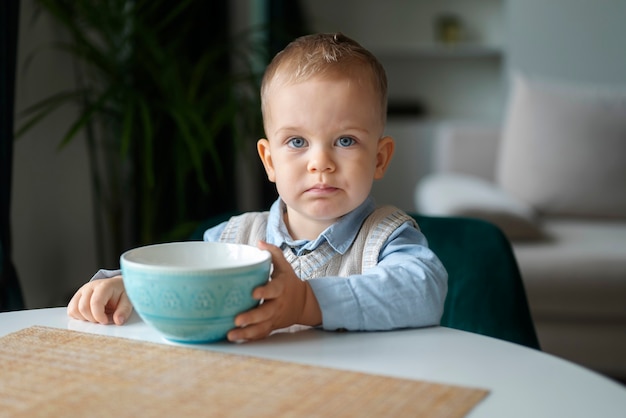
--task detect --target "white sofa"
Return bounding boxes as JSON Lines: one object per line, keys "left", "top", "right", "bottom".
{"left": 415, "top": 74, "right": 626, "bottom": 379}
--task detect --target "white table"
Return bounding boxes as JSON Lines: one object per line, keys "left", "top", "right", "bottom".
{"left": 2, "top": 307, "right": 625, "bottom": 417}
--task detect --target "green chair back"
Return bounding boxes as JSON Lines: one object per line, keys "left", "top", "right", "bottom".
{"left": 411, "top": 214, "right": 540, "bottom": 349}
{"left": 191, "top": 212, "right": 540, "bottom": 349}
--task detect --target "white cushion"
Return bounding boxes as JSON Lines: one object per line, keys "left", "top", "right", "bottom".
{"left": 496, "top": 73, "right": 626, "bottom": 218}
{"left": 416, "top": 173, "right": 544, "bottom": 240}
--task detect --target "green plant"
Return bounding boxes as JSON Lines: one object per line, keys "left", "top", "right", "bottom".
{"left": 17, "top": 0, "right": 266, "bottom": 264}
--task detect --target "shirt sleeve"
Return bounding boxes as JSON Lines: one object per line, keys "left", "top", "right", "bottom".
{"left": 90, "top": 269, "right": 122, "bottom": 281}
{"left": 307, "top": 221, "right": 448, "bottom": 331}
{"left": 202, "top": 221, "right": 227, "bottom": 242}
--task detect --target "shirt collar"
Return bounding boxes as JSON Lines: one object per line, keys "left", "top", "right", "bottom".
{"left": 265, "top": 197, "right": 376, "bottom": 255}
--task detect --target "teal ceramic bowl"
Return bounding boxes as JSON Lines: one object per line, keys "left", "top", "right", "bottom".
{"left": 120, "top": 242, "right": 271, "bottom": 343}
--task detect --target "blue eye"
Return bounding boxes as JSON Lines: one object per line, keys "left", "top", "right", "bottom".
{"left": 288, "top": 137, "right": 307, "bottom": 148}
{"left": 336, "top": 137, "right": 355, "bottom": 147}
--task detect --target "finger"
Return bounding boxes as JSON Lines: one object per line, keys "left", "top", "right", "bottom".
{"left": 234, "top": 301, "right": 275, "bottom": 328}
{"left": 77, "top": 286, "right": 99, "bottom": 323}
{"left": 251, "top": 276, "right": 284, "bottom": 301}
{"left": 112, "top": 292, "right": 133, "bottom": 325}
{"left": 90, "top": 285, "right": 115, "bottom": 325}
{"left": 90, "top": 300, "right": 110, "bottom": 325}
{"left": 257, "top": 241, "right": 291, "bottom": 274}
{"left": 227, "top": 320, "right": 273, "bottom": 342}
{"left": 67, "top": 289, "right": 86, "bottom": 321}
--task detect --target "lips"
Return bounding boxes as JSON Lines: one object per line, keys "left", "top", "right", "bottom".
{"left": 306, "top": 184, "right": 338, "bottom": 193}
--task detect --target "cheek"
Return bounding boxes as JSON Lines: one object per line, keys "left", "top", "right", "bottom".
{"left": 349, "top": 153, "right": 380, "bottom": 186}
{"left": 267, "top": 157, "right": 292, "bottom": 184}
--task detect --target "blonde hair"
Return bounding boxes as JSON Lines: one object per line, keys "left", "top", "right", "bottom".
{"left": 261, "top": 33, "right": 388, "bottom": 126}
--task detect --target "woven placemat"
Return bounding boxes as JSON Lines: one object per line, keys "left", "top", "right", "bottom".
{"left": 0, "top": 326, "right": 488, "bottom": 417}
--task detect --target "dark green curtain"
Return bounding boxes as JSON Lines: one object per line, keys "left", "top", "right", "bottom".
{"left": 1, "top": 0, "right": 25, "bottom": 311}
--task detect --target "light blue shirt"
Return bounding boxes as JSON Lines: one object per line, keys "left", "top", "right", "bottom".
{"left": 204, "top": 197, "right": 448, "bottom": 331}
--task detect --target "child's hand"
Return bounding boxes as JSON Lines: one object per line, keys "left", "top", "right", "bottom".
{"left": 227, "top": 241, "right": 322, "bottom": 342}
{"left": 67, "top": 275, "right": 133, "bottom": 325}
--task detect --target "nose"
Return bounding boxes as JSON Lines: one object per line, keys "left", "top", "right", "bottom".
{"left": 307, "top": 145, "right": 335, "bottom": 173}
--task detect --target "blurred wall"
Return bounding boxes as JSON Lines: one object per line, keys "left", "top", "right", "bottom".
{"left": 506, "top": 0, "right": 626, "bottom": 84}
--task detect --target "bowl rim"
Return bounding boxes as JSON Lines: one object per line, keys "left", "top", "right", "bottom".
{"left": 120, "top": 241, "right": 271, "bottom": 273}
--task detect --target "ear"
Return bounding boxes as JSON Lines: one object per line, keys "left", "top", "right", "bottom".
{"left": 257, "top": 138, "right": 276, "bottom": 182}
{"left": 374, "top": 136, "right": 395, "bottom": 180}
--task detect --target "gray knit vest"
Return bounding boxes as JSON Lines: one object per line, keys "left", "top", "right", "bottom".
{"left": 218, "top": 206, "right": 418, "bottom": 280}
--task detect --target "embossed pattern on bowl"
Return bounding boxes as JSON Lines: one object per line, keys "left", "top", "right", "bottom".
{"left": 121, "top": 242, "right": 271, "bottom": 343}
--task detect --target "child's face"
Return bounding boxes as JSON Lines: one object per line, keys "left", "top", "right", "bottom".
{"left": 257, "top": 74, "right": 394, "bottom": 237}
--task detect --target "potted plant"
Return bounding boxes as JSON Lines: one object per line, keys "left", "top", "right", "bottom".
{"left": 17, "top": 0, "right": 266, "bottom": 266}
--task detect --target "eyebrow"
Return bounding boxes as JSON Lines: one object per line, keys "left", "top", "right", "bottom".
{"left": 273, "top": 125, "right": 372, "bottom": 137}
